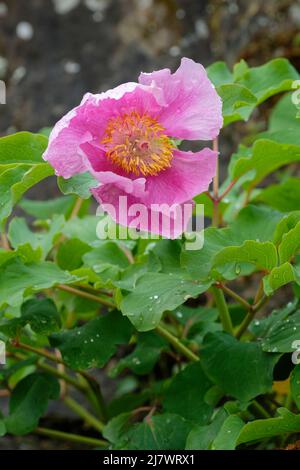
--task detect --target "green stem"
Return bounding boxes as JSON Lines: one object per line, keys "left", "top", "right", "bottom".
{"left": 35, "top": 427, "right": 107, "bottom": 448}
{"left": 156, "top": 324, "right": 199, "bottom": 362}
{"left": 235, "top": 310, "right": 255, "bottom": 339}
{"left": 218, "top": 179, "right": 238, "bottom": 202}
{"left": 251, "top": 400, "right": 272, "bottom": 419}
{"left": 235, "top": 283, "right": 268, "bottom": 339}
{"left": 56, "top": 284, "right": 115, "bottom": 309}
{"left": 0, "top": 231, "right": 10, "bottom": 250}
{"left": 13, "top": 341, "right": 64, "bottom": 364}
{"left": 63, "top": 396, "right": 104, "bottom": 433}
{"left": 37, "top": 360, "right": 86, "bottom": 392}
{"left": 253, "top": 295, "right": 268, "bottom": 313}
{"left": 217, "top": 283, "right": 251, "bottom": 311}
{"left": 9, "top": 351, "right": 82, "bottom": 390}
{"left": 69, "top": 197, "right": 84, "bottom": 219}
{"left": 13, "top": 341, "right": 107, "bottom": 420}
{"left": 81, "top": 374, "right": 108, "bottom": 422}
{"left": 210, "top": 286, "right": 234, "bottom": 335}
{"left": 212, "top": 138, "right": 219, "bottom": 227}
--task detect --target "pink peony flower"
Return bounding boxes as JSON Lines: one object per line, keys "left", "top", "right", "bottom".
{"left": 43, "top": 58, "right": 222, "bottom": 237}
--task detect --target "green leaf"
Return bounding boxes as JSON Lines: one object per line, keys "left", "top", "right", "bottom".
{"left": 261, "top": 309, "right": 300, "bottom": 353}
{"left": 233, "top": 59, "right": 249, "bottom": 80}
{"left": 0, "top": 164, "right": 53, "bottom": 226}
{"left": 121, "top": 413, "right": 191, "bottom": 450}
{"left": 49, "top": 311, "right": 133, "bottom": 370}
{"left": 0, "top": 132, "right": 48, "bottom": 164}
{"left": 230, "top": 140, "right": 300, "bottom": 188}
{"left": 19, "top": 195, "right": 75, "bottom": 219}
{"left": 103, "top": 412, "right": 132, "bottom": 445}
{"left": 111, "top": 332, "right": 167, "bottom": 376}
{"left": 62, "top": 215, "right": 101, "bottom": 246}
{"left": 201, "top": 332, "right": 279, "bottom": 402}
{"left": 207, "top": 61, "right": 233, "bottom": 86}
{"left": 212, "top": 414, "right": 244, "bottom": 450}
{"left": 263, "top": 262, "right": 300, "bottom": 296}
{"left": 254, "top": 178, "right": 300, "bottom": 212}
{"left": 83, "top": 241, "right": 130, "bottom": 272}
{"left": 237, "top": 408, "right": 300, "bottom": 445}
{"left": 268, "top": 93, "right": 300, "bottom": 132}
{"left": 185, "top": 408, "right": 228, "bottom": 450}
{"left": 8, "top": 216, "right": 65, "bottom": 259}
{"left": 5, "top": 372, "right": 60, "bottom": 435}
{"left": 273, "top": 211, "right": 300, "bottom": 245}
{"left": 182, "top": 205, "right": 282, "bottom": 281}
{"left": 0, "top": 356, "right": 38, "bottom": 382}
{"left": 107, "top": 391, "right": 151, "bottom": 419}
{"left": 279, "top": 220, "right": 300, "bottom": 264}
{"left": 0, "top": 258, "right": 78, "bottom": 308}
{"left": 120, "top": 273, "right": 210, "bottom": 331}
{"left": 150, "top": 239, "right": 184, "bottom": 275}
{"left": 0, "top": 248, "right": 16, "bottom": 268}
{"left": 163, "top": 362, "right": 213, "bottom": 425}
{"left": 249, "top": 301, "right": 297, "bottom": 338}
{"left": 218, "top": 83, "right": 257, "bottom": 126}
{"left": 235, "top": 58, "right": 299, "bottom": 103}
{"left": 207, "top": 59, "right": 299, "bottom": 127}
{"left": 0, "top": 298, "right": 61, "bottom": 337}
{"left": 83, "top": 241, "right": 131, "bottom": 286}
{"left": 58, "top": 172, "right": 98, "bottom": 199}
{"left": 0, "top": 419, "right": 6, "bottom": 437}
{"left": 0, "top": 132, "right": 53, "bottom": 226}
{"left": 213, "top": 240, "right": 278, "bottom": 273}
{"left": 170, "top": 306, "right": 221, "bottom": 344}
{"left": 291, "top": 365, "right": 300, "bottom": 411}
{"left": 56, "top": 238, "right": 91, "bottom": 271}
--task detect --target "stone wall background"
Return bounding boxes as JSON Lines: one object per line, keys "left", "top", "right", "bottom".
{"left": 1, "top": 0, "right": 299, "bottom": 135}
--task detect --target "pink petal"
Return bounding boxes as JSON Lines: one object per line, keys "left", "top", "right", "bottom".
{"left": 42, "top": 106, "right": 93, "bottom": 178}
{"left": 80, "top": 142, "right": 147, "bottom": 197}
{"left": 43, "top": 82, "right": 166, "bottom": 178}
{"left": 92, "top": 147, "right": 217, "bottom": 238}
{"left": 141, "top": 148, "right": 218, "bottom": 206}
{"left": 92, "top": 185, "right": 193, "bottom": 238}
{"left": 139, "top": 57, "right": 223, "bottom": 140}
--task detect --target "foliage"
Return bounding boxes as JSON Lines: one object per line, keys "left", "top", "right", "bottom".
{"left": 0, "top": 58, "right": 300, "bottom": 450}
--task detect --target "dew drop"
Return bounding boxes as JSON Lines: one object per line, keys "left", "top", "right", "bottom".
{"left": 132, "top": 357, "right": 141, "bottom": 365}
{"left": 235, "top": 264, "right": 241, "bottom": 275}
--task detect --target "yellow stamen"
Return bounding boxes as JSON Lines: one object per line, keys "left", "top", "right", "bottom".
{"left": 101, "top": 111, "right": 174, "bottom": 176}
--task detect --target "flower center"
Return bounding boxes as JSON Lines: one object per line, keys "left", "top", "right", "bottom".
{"left": 101, "top": 111, "right": 174, "bottom": 176}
